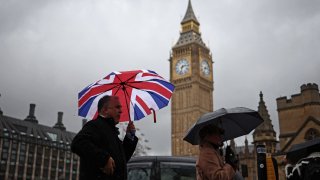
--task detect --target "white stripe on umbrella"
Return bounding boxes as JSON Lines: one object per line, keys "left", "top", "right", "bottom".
{"left": 135, "top": 71, "right": 165, "bottom": 82}
{"left": 130, "top": 89, "right": 160, "bottom": 119}
{"left": 78, "top": 75, "right": 115, "bottom": 109}
{"left": 138, "top": 91, "right": 160, "bottom": 111}
{"left": 86, "top": 90, "right": 113, "bottom": 119}
{"left": 96, "top": 75, "right": 115, "bottom": 85}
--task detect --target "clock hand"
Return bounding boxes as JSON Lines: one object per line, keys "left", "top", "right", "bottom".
{"left": 180, "top": 65, "right": 185, "bottom": 71}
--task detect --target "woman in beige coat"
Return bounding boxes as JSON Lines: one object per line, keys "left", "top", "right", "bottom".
{"left": 196, "top": 124, "right": 235, "bottom": 180}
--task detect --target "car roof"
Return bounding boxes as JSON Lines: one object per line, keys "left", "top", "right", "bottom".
{"left": 128, "top": 156, "right": 196, "bottom": 163}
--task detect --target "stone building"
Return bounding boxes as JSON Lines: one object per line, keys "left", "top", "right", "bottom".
{"left": 0, "top": 104, "right": 79, "bottom": 180}
{"left": 277, "top": 83, "right": 320, "bottom": 152}
{"left": 236, "top": 83, "right": 320, "bottom": 179}
{"left": 275, "top": 83, "right": 320, "bottom": 179}
{"left": 170, "top": 0, "right": 214, "bottom": 156}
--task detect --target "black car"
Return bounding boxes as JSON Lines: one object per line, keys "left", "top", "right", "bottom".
{"left": 127, "top": 156, "right": 196, "bottom": 180}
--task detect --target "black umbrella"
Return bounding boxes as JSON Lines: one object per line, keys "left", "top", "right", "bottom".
{"left": 183, "top": 107, "right": 264, "bottom": 145}
{"left": 286, "top": 138, "right": 320, "bottom": 163}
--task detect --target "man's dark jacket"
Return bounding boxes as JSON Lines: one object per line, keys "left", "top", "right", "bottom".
{"left": 71, "top": 116, "right": 138, "bottom": 180}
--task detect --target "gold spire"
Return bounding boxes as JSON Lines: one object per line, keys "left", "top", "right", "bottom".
{"left": 181, "top": 0, "right": 199, "bottom": 25}
{"left": 181, "top": 0, "right": 200, "bottom": 34}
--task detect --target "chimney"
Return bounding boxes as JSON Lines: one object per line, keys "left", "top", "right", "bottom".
{"left": 58, "top": 112, "right": 63, "bottom": 123}
{"left": 24, "top": 103, "right": 38, "bottom": 123}
{"left": 53, "top": 111, "right": 66, "bottom": 131}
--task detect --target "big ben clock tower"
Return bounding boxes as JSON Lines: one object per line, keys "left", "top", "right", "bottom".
{"left": 170, "top": 0, "right": 214, "bottom": 156}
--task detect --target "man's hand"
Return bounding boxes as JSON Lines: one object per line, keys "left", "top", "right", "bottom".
{"left": 126, "top": 121, "right": 136, "bottom": 134}
{"left": 225, "top": 146, "right": 238, "bottom": 170}
{"left": 101, "top": 157, "right": 115, "bottom": 175}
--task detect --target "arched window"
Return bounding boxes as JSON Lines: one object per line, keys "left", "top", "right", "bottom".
{"left": 304, "top": 128, "right": 320, "bottom": 140}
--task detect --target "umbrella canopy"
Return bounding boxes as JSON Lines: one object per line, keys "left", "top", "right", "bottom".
{"left": 286, "top": 138, "right": 320, "bottom": 163}
{"left": 78, "top": 69, "right": 175, "bottom": 122}
{"left": 184, "top": 107, "right": 264, "bottom": 145}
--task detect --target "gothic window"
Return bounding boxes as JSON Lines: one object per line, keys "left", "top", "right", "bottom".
{"left": 304, "top": 128, "right": 320, "bottom": 140}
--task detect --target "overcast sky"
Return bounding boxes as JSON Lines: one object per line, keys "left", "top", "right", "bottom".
{"left": 1, "top": 0, "right": 319, "bottom": 155}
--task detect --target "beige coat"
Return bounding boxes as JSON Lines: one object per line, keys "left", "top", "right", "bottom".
{"left": 196, "top": 143, "right": 235, "bottom": 180}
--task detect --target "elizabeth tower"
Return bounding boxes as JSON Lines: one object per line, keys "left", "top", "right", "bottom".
{"left": 170, "top": 0, "right": 214, "bottom": 156}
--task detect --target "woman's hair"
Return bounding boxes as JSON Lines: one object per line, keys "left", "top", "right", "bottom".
{"left": 199, "top": 124, "right": 224, "bottom": 141}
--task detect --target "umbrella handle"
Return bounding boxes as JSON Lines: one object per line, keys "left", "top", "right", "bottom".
{"left": 150, "top": 108, "right": 156, "bottom": 123}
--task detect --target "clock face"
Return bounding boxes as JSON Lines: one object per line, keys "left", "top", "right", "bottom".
{"left": 175, "top": 59, "right": 190, "bottom": 75}
{"left": 201, "top": 60, "right": 210, "bottom": 76}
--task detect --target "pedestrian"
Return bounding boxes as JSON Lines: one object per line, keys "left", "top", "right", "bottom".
{"left": 196, "top": 124, "right": 235, "bottom": 180}
{"left": 286, "top": 152, "right": 320, "bottom": 180}
{"left": 71, "top": 95, "right": 138, "bottom": 180}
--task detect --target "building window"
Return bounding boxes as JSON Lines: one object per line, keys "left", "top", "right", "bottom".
{"left": 47, "top": 132, "right": 57, "bottom": 141}
{"left": 19, "top": 154, "right": 25, "bottom": 162}
{"left": 0, "top": 161, "right": 7, "bottom": 175}
{"left": 1, "top": 152, "right": 8, "bottom": 160}
{"left": 304, "top": 128, "right": 320, "bottom": 140}
{"left": 3, "top": 139, "right": 9, "bottom": 148}
{"left": 20, "top": 143, "right": 26, "bottom": 151}
{"left": 9, "top": 164, "right": 15, "bottom": 176}
{"left": 18, "top": 165, "right": 24, "bottom": 176}
{"left": 10, "top": 151, "right": 17, "bottom": 162}
{"left": 12, "top": 141, "right": 18, "bottom": 150}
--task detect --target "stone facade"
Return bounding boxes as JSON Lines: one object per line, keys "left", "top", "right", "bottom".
{"left": 277, "top": 83, "right": 320, "bottom": 152}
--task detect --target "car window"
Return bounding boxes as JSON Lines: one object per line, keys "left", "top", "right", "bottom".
{"left": 160, "top": 162, "right": 196, "bottom": 180}
{"left": 127, "top": 162, "right": 152, "bottom": 180}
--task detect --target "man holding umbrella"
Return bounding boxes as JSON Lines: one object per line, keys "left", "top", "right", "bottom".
{"left": 71, "top": 95, "right": 138, "bottom": 180}
{"left": 196, "top": 124, "right": 235, "bottom": 180}
{"left": 75, "top": 70, "right": 174, "bottom": 179}
{"left": 184, "top": 107, "right": 264, "bottom": 180}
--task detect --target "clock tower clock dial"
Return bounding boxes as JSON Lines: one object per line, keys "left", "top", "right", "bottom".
{"left": 200, "top": 59, "right": 210, "bottom": 76}
{"left": 175, "top": 59, "right": 190, "bottom": 75}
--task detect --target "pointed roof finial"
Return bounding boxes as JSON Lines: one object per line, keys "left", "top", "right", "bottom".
{"left": 259, "top": 91, "right": 263, "bottom": 101}
{"left": 244, "top": 136, "right": 249, "bottom": 155}
{"left": 181, "top": 0, "right": 199, "bottom": 24}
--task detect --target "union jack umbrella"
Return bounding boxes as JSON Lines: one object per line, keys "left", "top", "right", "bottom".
{"left": 78, "top": 70, "right": 175, "bottom": 122}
